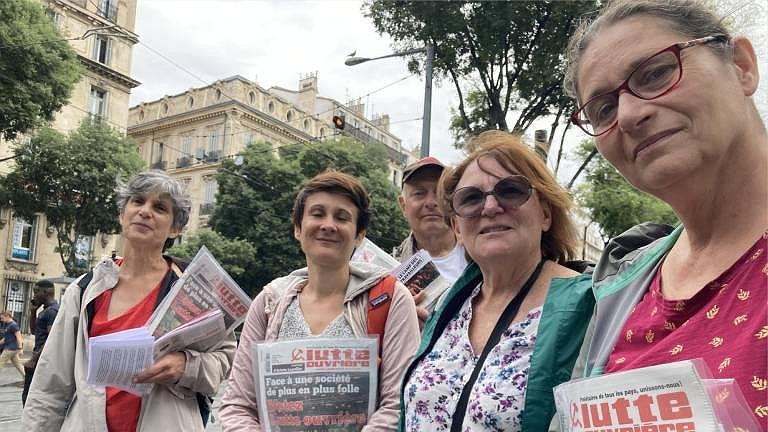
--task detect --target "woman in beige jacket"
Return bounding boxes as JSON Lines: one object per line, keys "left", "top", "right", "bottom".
{"left": 220, "top": 171, "right": 420, "bottom": 431}
{"left": 22, "top": 171, "right": 235, "bottom": 432}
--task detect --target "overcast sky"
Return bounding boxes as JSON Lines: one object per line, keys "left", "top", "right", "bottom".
{"left": 129, "top": 0, "right": 767, "bottom": 177}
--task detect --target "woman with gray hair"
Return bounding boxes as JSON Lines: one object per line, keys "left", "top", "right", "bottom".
{"left": 564, "top": 0, "right": 766, "bottom": 427}
{"left": 23, "top": 170, "right": 236, "bottom": 432}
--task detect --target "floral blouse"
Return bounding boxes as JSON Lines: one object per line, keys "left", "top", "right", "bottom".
{"left": 404, "top": 283, "right": 542, "bottom": 431}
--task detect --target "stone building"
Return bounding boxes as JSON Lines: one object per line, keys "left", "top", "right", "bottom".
{"left": 127, "top": 74, "right": 412, "bottom": 234}
{"left": 0, "top": 0, "right": 139, "bottom": 331}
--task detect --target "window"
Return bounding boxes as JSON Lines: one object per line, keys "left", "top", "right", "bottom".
{"left": 203, "top": 179, "right": 218, "bottom": 204}
{"left": 151, "top": 142, "right": 164, "bottom": 163}
{"left": 181, "top": 136, "right": 192, "bottom": 155}
{"left": 208, "top": 130, "right": 220, "bottom": 153}
{"left": 92, "top": 35, "right": 110, "bottom": 64}
{"left": 215, "top": 89, "right": 222, "bottom": 101}
{"left": 162, "top": 103, "right": 169, "bottom": 115}
{"left": 98, "top": 0, "right": 117, "bottom": 21}
{"left": 268, "top": 101, "right": 275, "bottom": 113}
{"left": 188, "top": 96, "right": 194, "bottom": 108}
{"left": 138, "top": 110, "right": 144, "bottom": 121}
{"left": 11, "top": 217, "right": 36, "bottom": 261}
{"left": 249, "top": 92, "right": 256, "bottom": 105}
{"left": 303, "top": 119, "right": 310, "bottom": 131}
{"left": 320, "top": 127, "right": 326, "bottom": 137}
{"left": 89, "top": 87, "right": 107, "bottom": 118}
{"left": 286, "top": 111, "right": 293, "bottom": 122}
{"left": 244, "top": 132, "right": 254, "bottom": 147}
{"left": 45, "top": 9, "right": 63, "bottom": 28}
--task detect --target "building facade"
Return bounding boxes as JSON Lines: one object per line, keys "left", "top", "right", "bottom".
{"left": 0, "top": 0, "right": 139, "bottom": 332}
{"left": 127, "top": 74, "right": 412, "bottom": 234}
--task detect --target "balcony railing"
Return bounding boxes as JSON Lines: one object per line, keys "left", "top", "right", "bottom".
{"left": 150, "top": 160, "right": 167, "bottom": 170}
{"left": 176, "top": 156, "right": 192, "bottom": 169}
{"left": 199, "top": 203, "right": 215, "bottom": 216}
{"left": 204, "top": 150, "right": 221, "bottom": 163}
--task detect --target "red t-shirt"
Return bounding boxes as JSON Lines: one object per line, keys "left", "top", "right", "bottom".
{"left": 606, "top": 232, "right": 768, "bottom": 428}
{"left": 90, "top": 263, "right": 166, "bottom": 432}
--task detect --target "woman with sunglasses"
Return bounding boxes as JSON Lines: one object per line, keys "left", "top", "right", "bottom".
{"left": 400, "top": 131, "right": 594, "bottom": 431}
{"left": 564, "top": 0, "right": 766, "bottom": 426}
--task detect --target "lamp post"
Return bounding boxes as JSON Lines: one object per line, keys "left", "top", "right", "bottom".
{"left": 345, "top": 44, "right": 434, "bottom": 158}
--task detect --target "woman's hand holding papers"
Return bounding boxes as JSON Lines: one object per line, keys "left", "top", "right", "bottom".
{"left": 134, "top": 352, "right": 186, "bottom": 385}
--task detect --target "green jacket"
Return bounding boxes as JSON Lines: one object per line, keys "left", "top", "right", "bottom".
{"left": 398, "top": 261, "right": 595, "bottom": 431}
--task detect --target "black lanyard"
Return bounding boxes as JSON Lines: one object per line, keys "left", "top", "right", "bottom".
{"left": 450, "top": 259, "right": 546, "bottom": 432}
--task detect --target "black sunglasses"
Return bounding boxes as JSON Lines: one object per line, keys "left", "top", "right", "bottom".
{"left": 451, "top": 175, "right": 533, "bottom": 218}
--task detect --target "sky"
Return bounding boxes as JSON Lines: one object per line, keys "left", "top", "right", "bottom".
{"left": 129, "top": 0, "right": 767, "bottom": 180}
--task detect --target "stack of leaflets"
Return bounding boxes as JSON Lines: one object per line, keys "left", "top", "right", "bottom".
{"left": 351, "top": 238, "right": 400, "bottom": 270}
{"left": 352, "top": 238, "right": 452, "bottom": 312}
{"left": 553, "top": 359, "right": 762, "bottom": 431}
{"left": 87, "top": 328, "right": 155, "bottom": 395}
{"left": 87, "top": 246, "right": 251, "bottom": 393}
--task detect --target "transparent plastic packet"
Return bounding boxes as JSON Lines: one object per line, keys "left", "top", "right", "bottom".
{"left": 702, "top": 378, "right": 763, "bottom": 431}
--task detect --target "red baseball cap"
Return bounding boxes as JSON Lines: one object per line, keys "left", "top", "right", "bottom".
{"left": 401, "top": 156, "right": 445, "bottom": 186}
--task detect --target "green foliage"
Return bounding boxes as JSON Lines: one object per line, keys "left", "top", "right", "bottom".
{"left": 167, "top": 229, "right": 258, "bottom": 295}
{"left": 210, "top": 139, "right": 409, "bottom": 294}
{"left": 365, "top": 0, "right": 595, "bottom": 148}
{"left": 574, "top": 140, "right": 678, "bottom": 240}
{"left": 0, "top": 0, "right": 80, "bottom": 141}
{"left": 0, "top": 119, "right": 144, "bottom": 276}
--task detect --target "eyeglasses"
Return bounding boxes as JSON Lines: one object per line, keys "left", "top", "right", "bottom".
{"left": 571, "top": 35, "right": 729, "bottom": 137}
{"left": 451, "top": 175, "right": 533, "bottom": 219}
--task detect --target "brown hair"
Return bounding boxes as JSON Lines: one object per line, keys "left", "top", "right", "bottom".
{"left": 0, "top": 311, "right": 12, "bottom": 319}
{"left": 291, "top": 170, "right": 371, "bottom": 234}
{"left": 440, "top": 130, "right": 578, "bottom": 262}
{"left": 564, "top": 0, "right": 732, "bottom": 101}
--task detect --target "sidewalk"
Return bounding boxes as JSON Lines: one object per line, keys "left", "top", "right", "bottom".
{"left": 0, "top": 335, "right": 226, "bottom": 431}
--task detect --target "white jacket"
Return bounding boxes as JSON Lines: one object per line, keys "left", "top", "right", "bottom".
{"left": 22, "top": 258, "right": 236, "bottom": 432}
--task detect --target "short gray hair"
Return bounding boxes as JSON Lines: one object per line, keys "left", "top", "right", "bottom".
{"left": 564, "top": 0, "right": 732, "bottom": 101}
{"left": 116, "top": 170, "right": 191, "bottom": 231}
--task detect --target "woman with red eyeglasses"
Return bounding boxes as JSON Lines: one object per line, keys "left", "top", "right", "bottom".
{"left": 400, "top": 131, "right": 594, "bottom": 431}
{"left": 564, "top": 0, "right": 766, "bottom": 428}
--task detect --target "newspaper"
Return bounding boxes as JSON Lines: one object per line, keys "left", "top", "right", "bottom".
{"left": 86, "top": 327, "right": 154, "bottom": 396}
{"left": 153, "top": 308, "right": 225, "bottom": 358}
{"left": 391, "top": 250, "right": 451, "bottom": 312}
{"left": 146, "top": 246, "right": 251, "bottom": 339}
{"left": 351, "top": 238, "right": 400, "bottom": 270}
{"left": 253, "top": 338, "right": 378, "bottom": 432}
{"left": 554, "top": 360, "right": 720, "bottom": 431}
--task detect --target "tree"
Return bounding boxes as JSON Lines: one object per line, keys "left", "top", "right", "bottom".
{"left": 211, "top": 138, "right": 409, "bottom": 294}
{"left": 0, "top": 119, "right": 144, "bottom": 276}
{"left": 365, "top": 0, "right": 596, "bottom": 149}
{"left": 167, "top": 229, "right": 259, "bottom": 295}
{"left": 0, "top": 0, "right": 80, "bottom": 141}
{"left": 573, "top": 140, "right": 678, "bottom": 240}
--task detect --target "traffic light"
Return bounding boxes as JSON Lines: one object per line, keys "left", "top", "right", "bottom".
{"left": 332, "top": 115, "right": 345, "bottom": 130}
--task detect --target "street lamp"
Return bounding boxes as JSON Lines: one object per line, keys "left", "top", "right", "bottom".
{"left": 345, "top": 44, "right": 434, "bottom": 158}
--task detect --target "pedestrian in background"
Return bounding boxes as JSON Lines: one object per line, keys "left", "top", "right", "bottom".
{"left": 22, "top": 279, "right": 59, "bottom": 406}
{"left": 0, "top": 311, "right": 25, "bottom": 379}
{"left": 564, "top": 0, "right": 767, "bottom": 427}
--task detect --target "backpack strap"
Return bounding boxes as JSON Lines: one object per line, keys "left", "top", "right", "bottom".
{"left": 366, "top": 275, "right": 396, "bottom": 357}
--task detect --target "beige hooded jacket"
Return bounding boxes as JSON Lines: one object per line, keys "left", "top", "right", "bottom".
{"left": 21, "top": 258, "right": 236, "bottom": 432}
{"left": 219, "top": 262, "right": 420, "bottom": 431}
